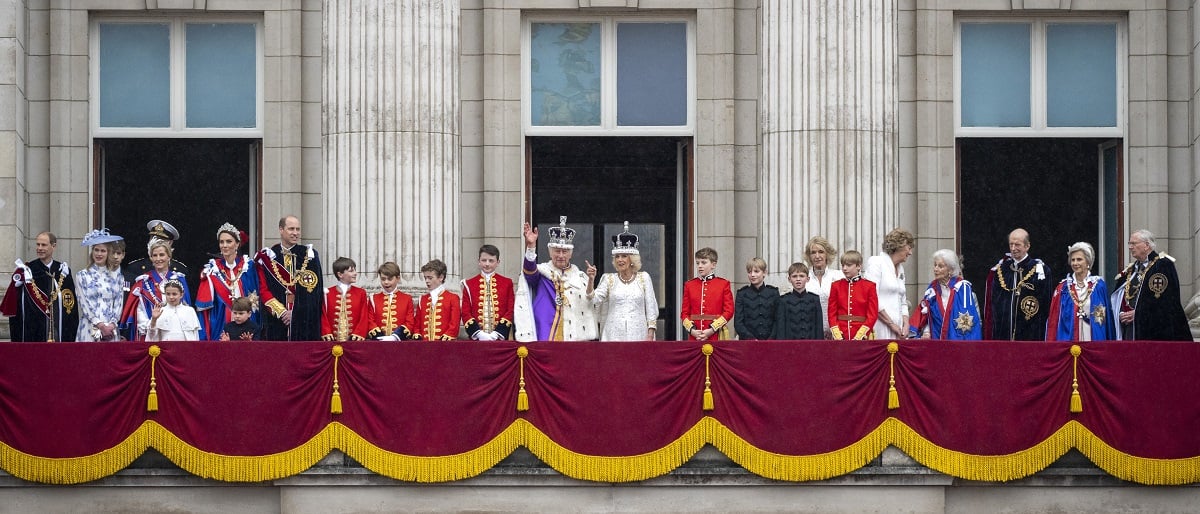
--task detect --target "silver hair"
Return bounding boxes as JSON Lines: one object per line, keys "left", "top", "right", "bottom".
{"left": 931, "top": 249, "right": 961, "bottom": 277}
{"left": 1067, "top": 241, "right": 1095, "bottom": 268}
{"left": 1132, "top": 229, "right": 1157, "bottom": 251}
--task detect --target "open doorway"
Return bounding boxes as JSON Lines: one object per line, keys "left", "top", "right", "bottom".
{"left": 527, "top": 136, "right": 689, "bottom": 340}
{"left": 959, "top": 137, "right": 1122, "bottom": 292}
{"left": 96, "top": 138, "right": 260, "bottom": 292}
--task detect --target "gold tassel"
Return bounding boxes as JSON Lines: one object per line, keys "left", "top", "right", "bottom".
{"left": 331, "top": 345, "right": 344, "bottom": 415}
{"left": 887, "top": 342, "right": 899, "bottom": 410}
{"left": 147, "top": 345, "right": 161, "bottom": 412}
{"left": 516, "top": 346, "right": 529, "bottom": 412}
{"left": 702, "top": 343, "right": 714, "bottom": 411}
{"left": 1070, "top": 345, "right": 1082, "bottom": 413}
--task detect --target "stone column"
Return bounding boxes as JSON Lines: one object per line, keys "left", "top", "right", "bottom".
{"left": 323, "top": 0, "right": 460, "bottom": 288}
{"left": 760, "top": 1, "right": 898, "bottom": 273}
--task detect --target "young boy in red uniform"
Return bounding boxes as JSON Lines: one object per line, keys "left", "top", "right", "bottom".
{"left": 827, "top": 251, "right": 878, "bottom": 340}
{"left": 680, "top": 247, "right": 734, "bottom": 340}
{"left": 320, "top": 257, "right": 373, "bottom": 341}
{"left": 460, "top": 244, "right": 515, "bottom": 341}
{"left": 413, "top": 259, "right": 460, "bottom": 340}
{"left": 368, "top": 261, "right": 415, "bottom": 340}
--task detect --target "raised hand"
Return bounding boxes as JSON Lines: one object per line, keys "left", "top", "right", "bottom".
{"left": 585, "top": 260, "right": 597, "bottom": 280}
{"left": 523, "top": 222, "right": 538, "bottom": 249}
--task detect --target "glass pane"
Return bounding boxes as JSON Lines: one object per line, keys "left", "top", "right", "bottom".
{"left": 1046, "top": 23, "right": 1117, "bottom": 127}
{"left": 99, "top": 23, "right": 171, "bottom": 128}
{"left": 186, "top": 23, "right": 258, "bottom": 128}
{"left": 617, "top": 23, "right": 687, "bottom": 126}
{"left": 530, "top": 23, "right": 601, "bottom": 126}
{"left": 960, "top": 23, "right": 1031, "bottom": 127}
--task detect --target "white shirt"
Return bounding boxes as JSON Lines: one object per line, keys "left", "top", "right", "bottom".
{"left": 864, "top": 252, "right": 909, "bottom": 340}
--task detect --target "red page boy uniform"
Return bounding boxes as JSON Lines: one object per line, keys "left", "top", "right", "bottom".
{"left": 368, "top": 288, "right": 415, "bottom": 340}
{"left": 680, "top": 273, "right": 734, "bottom": 340}
{"left": 461, "top": 272, "right": 514, "bottom": 341}
{"left": 828, "top": 276, "right": 878, "bottom": 340}
{"left": 320, "top": 283, "right": 373, "bottom": 341}
{"left": 414, "top": 285, "right": 460, "bottom": 340}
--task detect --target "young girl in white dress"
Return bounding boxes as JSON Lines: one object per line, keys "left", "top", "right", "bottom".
{"left": 139, "top": 279, "right": 201, "bottom": 341}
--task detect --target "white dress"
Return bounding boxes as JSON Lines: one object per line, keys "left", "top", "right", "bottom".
{"left": 805, "top": 267, "right": 845, "bottom": 336}
{"left": 138, "top": 303, "right": 202, "bottom": 341}
{"left": 591, "top": 272, "right": 659, "bottom": 341}
{"left": 863, "top": 253, "right": 909, "bottom": 340}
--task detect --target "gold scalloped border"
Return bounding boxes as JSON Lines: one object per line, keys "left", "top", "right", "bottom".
{"left": 1, "top": 418, "right": 1198, "bottom": 485}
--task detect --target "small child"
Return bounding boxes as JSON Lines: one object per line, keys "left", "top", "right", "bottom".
{"left": 109, "top": 240, "right": 129, "bottom": 292}
{"left": 220, "top": 296, "right": 260, "bottom": 341}
{"left": 320, "top": 257, "right": 373, "bottom": 341}
{"left": 460, "top": 245, "right": 515, "bottom": 341}
{"left": 412, "top": 259, "right": 460, "bottom": 340}
{"left": 680, "top": 247, "right": 734, "bottom": 341}
{"left": 734, "top": 257, "right": 779, "bottom": 340}
{"left": 827, "top": 251, "right": 878, "bottom": 341}
{"left": 368, "top": 262, "right": 416, "bottom": 340}
{"left": 140, "top": 279, "right": 201, "bottom": 341}
{"left": 772, "top": 262, "right": 824, "bottom": 340}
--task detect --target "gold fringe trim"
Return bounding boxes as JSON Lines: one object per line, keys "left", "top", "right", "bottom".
{"left": 888, "top": 417, "right": 1074, "bottom": 482}
{"left": 3, "top": 419, "right": 1200, "bottom": 485}
{"left": 708, "top": 417, "right": 889, "bottom": 481}
{"left": 336, "top": 422, "right": 522, "bottom": 483}
{"left": 522, "top": 418, "right": 707, "bottom": 483}
{"left": 1073, "top": 421, "right": 1200, "bottom": 485}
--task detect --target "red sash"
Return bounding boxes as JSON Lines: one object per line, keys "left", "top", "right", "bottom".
{"left": 255, "top": 251, "right": 296, "bottom": 297}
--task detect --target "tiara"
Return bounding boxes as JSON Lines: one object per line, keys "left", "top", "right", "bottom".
{"left": 159, "top": 278, "right": 185, "bottom": 294}
{"left": 218, "top": 223, "right": 240, "bottom": 241}
{"left": 611, "top": 221, "right": 639, "bottom": 255}
{"left": 547, "top": 216, "right": 576, "bottom": 249}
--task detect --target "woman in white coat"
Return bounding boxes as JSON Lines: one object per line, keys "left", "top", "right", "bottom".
{"left": 587, "top": 222, "right": 659, "bottom": 341}
{"left": 863, "top": 228, "right": 915, "bottom": 340}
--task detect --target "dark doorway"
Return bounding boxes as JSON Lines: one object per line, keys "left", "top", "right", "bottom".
{"left": 529, "top": 136, "right": 685, "bottom": 340}
{"left": 97, "top": 138, "right": 259, "bottom": 292}
{"left": 959, "top": 138, "right": 1119, "bottom": 298}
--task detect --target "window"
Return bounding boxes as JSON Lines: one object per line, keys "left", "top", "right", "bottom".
{"left": 92, "top": 17, "right": 263, "bottom": 136}
{"left": 956, "top": 18, "right": 1123, "bottom": 136}
{"left": 525, "top": 17, "right": 694, "bottom": 134}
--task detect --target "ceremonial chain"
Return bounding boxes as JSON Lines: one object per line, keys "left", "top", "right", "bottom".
{"left": 218, "top": 258, "right": 247, "bottom": 294}
{"left": 28, "top": 270, "right": 67, "bottom": 311}
{"left": 269, "top": 251, "right": 314, "bottom": 288}
{"left": 1070, "top": 279, "right": 1096, "bottom": 319}
{"left": 995, "top": 264, "right": 1038, "bottom": 293}
{"left": 1124, "top": 254, "right": 1161, "bottom": 300}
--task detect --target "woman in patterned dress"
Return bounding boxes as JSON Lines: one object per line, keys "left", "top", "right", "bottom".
{"left": 75, "top": 229, "right": 126, "bottom": 341}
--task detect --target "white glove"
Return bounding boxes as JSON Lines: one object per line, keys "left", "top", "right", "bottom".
{"left": 376, "top": 334, "right": 401, "bottom": 341}
{"left": 474, "top": 331, "right": 496, "bottom": 341}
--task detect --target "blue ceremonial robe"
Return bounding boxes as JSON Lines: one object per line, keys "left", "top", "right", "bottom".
{"left": 1047, "top": 275, "right": 1115, "bottom": 341}
{"left": 908, "top": 277, "right": 982, "bottom": 340}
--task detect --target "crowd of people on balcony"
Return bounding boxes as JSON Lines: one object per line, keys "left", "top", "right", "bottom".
{"left": 2, "top": 215, "right": 1193, "bottom": 343}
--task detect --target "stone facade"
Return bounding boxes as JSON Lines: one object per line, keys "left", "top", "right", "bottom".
{"left": 1, "top": 1, "right": 1198, "bottom": 333}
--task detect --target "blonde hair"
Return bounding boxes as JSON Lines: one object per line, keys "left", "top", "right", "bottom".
{"left": 746, "top": 257, "right": 767, "bottom": 273}
{"left": 840, "top": 250, "right": 863, "bottom": 267}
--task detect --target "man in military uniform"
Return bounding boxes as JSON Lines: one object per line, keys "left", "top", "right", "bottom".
{"left": 983, "top": 228, "right": 1054, "bottom": 340}
{"left": 1110, "top": 229, "right": 1192, "bottom": 341}
{"left": 255, "top": 215, "right": 325, "bottom": 341}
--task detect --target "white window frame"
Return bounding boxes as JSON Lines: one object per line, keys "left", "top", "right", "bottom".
{"left": 955, "top": 16, "right": 1126, "bottom": 138}
{"left": 523, "top": 15, "right": 696, "bottom": 136}
{"left": 90, "top": 15, "right": 265, "bottom": 138}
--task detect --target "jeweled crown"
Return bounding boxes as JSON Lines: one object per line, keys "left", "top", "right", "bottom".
{"left": 611, "top": 221, "right": 639, "bottom": 255}
{"left": 547, "top": 216, "right": 576, "bottom": 249}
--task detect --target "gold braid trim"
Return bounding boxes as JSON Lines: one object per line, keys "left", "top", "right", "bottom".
{"left": 5, "top": 418, "right": 1200, "bottom": 485}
